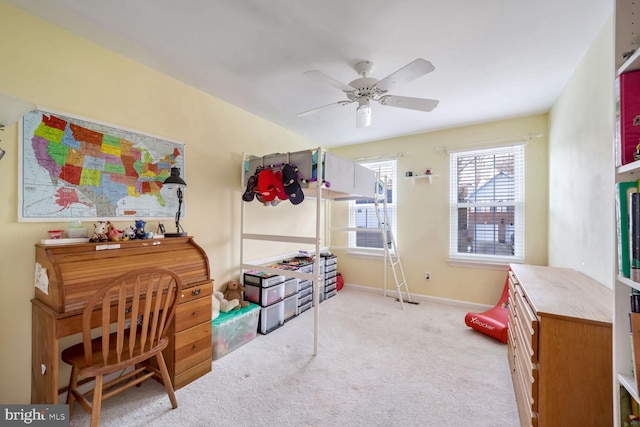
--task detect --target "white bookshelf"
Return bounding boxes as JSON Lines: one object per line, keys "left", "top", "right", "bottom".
{"left": 614, "top": 1, "right": 640, "bottom": 423}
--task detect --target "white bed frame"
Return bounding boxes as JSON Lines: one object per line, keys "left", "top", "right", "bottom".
{"left": 240, "top": 147, "right": 378, "bottom": 355}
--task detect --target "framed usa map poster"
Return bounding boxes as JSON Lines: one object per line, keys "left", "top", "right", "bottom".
{"left": 19, "top": 108, "right": 185, "bottom": 221}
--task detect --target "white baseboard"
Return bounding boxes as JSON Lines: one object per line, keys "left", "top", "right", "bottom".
{"left": 343, "top": 282, "right": 493, "bottom": 311}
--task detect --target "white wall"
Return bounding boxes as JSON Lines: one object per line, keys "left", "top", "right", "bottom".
{"left": 548, "top": 16, "right": 615, "bottom": 287}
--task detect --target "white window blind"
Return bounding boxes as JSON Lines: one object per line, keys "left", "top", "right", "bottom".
{"left": 449, "top": 144, "right": 524, "bottom": 264}
{"left": 349, "top": 160, "right": 397, "bottom": 251}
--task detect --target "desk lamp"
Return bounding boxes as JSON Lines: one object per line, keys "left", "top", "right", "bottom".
{"left": 163, "top": 167, "right": 187, "bottom": 237}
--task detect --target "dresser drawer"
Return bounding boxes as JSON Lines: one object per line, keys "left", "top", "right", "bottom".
{"left": 514, "top": 326, "right": 538, "bottom": 408}
{"left": 179, "top": 281, "right": 213, "bottom": 304}
{"left": 175, "top": 295, "right": 212, "bottom": 332}
{"left": 512, "top": 312, "right": 536, "bottom": 371}
{"left": 507, "top": 336, "right": 516, "bottom": 373}
{"left": 508, "top": 272, "right": 539, "bottom": 425}
{"left": 512, "top": 358, "right": 536, "bottom": 426}
{"left": 507, "top": 304, "right": 517, "bottom": 369}
{"left": 512, "top": 284, "right": 539, "bottom": 362}
{"left": 174, "top": 357, "right": 212, "bottom": 389}
{"left": 174, "top": 321, "right": 212, "bottom": 374}
{"left": 512, "top": 305, "right": 536, "bottom": 366}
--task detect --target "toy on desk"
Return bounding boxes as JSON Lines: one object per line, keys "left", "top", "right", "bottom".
{"left": 121, "top": 226, "right": 136, "bottom": 240}
{"left": 108, "top": 226, "right": 122, "bottom": 241}
{"left": 47, "top": 229, "right": 63, "bottom": 239}
{"left": 212, "top": 290, "right": 239, "bottom": 320}
{"left": 220, "top": 279, "right": 250, "bottom": 309}
{"left": 135, "top": 219, "right": 147, "bottom": 239}
{"left": 89, "top": 221, "right": 111, "bottom": 242}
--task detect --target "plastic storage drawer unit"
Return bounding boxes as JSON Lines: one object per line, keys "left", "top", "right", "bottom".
{"left": 298, "top": 280, "right": 312, "bottom": 292}
{"left": 259, "top": 300, "right": 284, "bottom": 334}
{"left": 244, "top": 282, "right": 285, "bottom": 306}
{"left": 244, "top": 271, "right": 285, "bottom": 287}
{"left": 325, "top": 264, "right": 337, "bottom": 274}
{"left": 211, "top": 303, "right": 260, "bottom": 360}
{"left": 298, "top": 287, "right": 313, "bottom": 306}
{"left": 283, "top": 278, "right": 299, "bottom": 298}
{"left": 297, "top": 264, "right": 314, "bottom": 274}
{"left": 322, "top": 254, "right": 337, "bottom": 266}
{"left": 325, "top": 282, "right": 337, "bottom": 294}
{"left": 283, "top": 294, "right": 298, "bottom": 322}
{"left": 298, "top": 300, "right": 312, "bottom": 314}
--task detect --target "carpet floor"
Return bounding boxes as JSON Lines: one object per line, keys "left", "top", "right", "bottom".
{"left": 67, "top": 286, "right": 519, "bottom": 426}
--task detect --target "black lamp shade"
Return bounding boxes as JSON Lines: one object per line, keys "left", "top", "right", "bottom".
{"left": 163, "top": 167, "right": 187, "bottom": 186}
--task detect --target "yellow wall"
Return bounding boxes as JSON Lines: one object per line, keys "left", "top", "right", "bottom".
{"left": 330, "top": 114, "right": 549, "bottom": 305}
{"left": 0, "top": 3, "right": 317, "bottom": 403}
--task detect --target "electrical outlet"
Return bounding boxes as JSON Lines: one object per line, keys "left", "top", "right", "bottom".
{"left": 424, "top": 271, "right": 431, "bottom": 281}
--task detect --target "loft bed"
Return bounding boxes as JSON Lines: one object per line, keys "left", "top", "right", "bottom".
{"left": 243, "top": 148, "right": 377, "bottom": 200}
{"left": 240, "top": 147, "right": 379, "bottom": 355}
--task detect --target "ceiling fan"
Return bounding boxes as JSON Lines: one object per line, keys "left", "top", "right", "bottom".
{"left": 297, "top": 58, "right": 439, "bottom": 128}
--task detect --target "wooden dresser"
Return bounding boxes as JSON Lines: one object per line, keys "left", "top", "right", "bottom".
{"left": 31, "top": 236, "right": 213, "bottom": 404}
{"left": 507, "top": 264, "right": 612, "bottom": 427}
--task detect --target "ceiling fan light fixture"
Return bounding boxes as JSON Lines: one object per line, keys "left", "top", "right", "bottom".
{"left": 356, "top": 103, "right": 371, "bottom": 128}
{"left": 299, "top": 58, "right": 438, "bottom": 128}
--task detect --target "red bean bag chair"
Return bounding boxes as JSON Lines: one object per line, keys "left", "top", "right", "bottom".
{"left": 464, "top": 275, "right": 510, "bottom": 343}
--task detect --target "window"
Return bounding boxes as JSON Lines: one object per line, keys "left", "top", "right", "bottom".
{"left": 349, "top": 159, "right": 397, "bottom": 251}
{"left": 449, "top": 144, "right": 524, "bottom": 264}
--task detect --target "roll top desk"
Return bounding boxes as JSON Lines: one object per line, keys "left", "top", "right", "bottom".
{"left": 31, "top": 236, "right": 213, "bottom": 403}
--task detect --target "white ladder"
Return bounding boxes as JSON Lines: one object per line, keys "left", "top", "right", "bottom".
{"left": 374, "top": 194, "right": 413, "bottom": 309}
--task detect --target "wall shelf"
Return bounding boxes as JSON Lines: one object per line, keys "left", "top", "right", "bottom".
{"left": 404, "top": 174, "right": 436, "bottom": 185}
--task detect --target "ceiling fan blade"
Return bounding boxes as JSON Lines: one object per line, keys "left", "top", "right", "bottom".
{"left": 296, "top": 100, "right": 352, "bottom": 117}
{"left": 379, "top": 95, "right": 439, "bottom": 112}
{"left": 303, "top": 70, "right": 354, "bottom": 92}
{"left": 375, "top": 59, "right": 435, "bottom": 92}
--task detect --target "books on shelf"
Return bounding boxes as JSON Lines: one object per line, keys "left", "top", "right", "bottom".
{"left": 631, "top": 310, "right": 640, "bottom": 394}
{"left": 632, "top": 192, "right": 640, "bottom": 282}
{"left": 632, "top": 291, "right": 640, "bottom": 313}
{"left": 615, "top": 183, "right": 640, "bottom": 282}
{"left": 631, "top": 290, "right": 640, "bottom": 396}
{"left": 616, "top": 70, "right": 640, "bottom": 167}
{"left": 618, "top": 181, "right": 639, "bottom": 278}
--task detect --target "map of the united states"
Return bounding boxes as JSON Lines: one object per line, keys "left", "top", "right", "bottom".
{"left": 20, "top": 110, "right": 185, "bottom": 220}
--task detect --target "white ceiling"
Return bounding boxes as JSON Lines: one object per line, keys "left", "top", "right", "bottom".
{"left": 7, "top": 0, "right": 612, "bottom": 147}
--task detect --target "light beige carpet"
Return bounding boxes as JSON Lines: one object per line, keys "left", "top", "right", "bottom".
{"left": 67, "top": 286, "right": 519, "bottom": 426}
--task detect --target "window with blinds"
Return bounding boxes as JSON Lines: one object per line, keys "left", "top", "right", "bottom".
{"left": 349, "top": 159, "right": 397, "bottom": 251}
{"left": 449, "top": 144, "right": 524, "bottom": 263}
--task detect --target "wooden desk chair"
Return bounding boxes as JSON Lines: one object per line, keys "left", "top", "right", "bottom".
{"left": 61, "top": 267, "right": 183, "bottom": 426}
